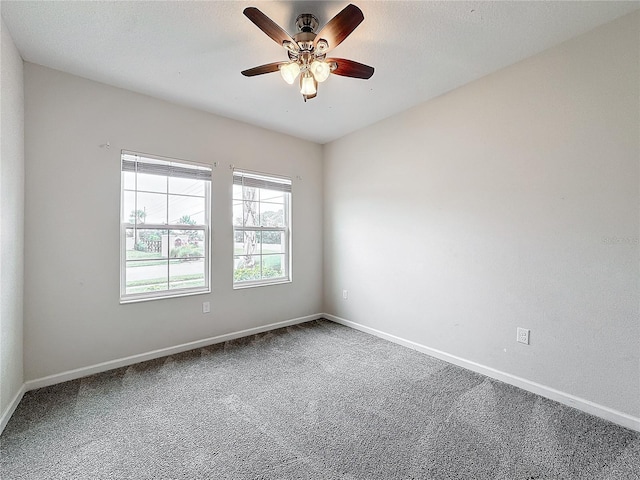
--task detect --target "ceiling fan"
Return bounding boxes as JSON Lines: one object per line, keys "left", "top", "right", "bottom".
{"left": 241, "top": 3, "right": 374, "bottom": 102}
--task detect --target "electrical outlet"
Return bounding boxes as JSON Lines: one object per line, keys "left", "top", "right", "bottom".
{"left": 342, "top": 290, "right": 348, "bottom": 300}
{"left": 517, "top": 327, "right": 530, "bottom": 345}
{"left": 202, "top": 302, "right": 210, "bottom": 314}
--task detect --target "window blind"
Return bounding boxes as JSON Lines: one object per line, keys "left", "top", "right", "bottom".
{"left": 122, "top": 152, "right": 212, "bottom": 181}
{"left": 233, "top": 170, "right": 291, "bottom": 193}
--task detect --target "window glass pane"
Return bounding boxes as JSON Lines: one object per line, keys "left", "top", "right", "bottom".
{"left": 125, "top": 261, "right": 168, "bottom": 295}
{"left": 190, "top": 229, "right": 205, "bottom": 245}
{"left": 261, "top": 231, "right": 285, "bottom": 254}
{"left": 262, "top": 254, "right": 285, "bottom": 278}
{"left": 168, "top": 194, "right": 205, "bottom": 225}
{"left": 233, "top": 201, "right": 243, "bottom": 227}
{"left": 233, "top": 230, "right": 260, "bottom": 256}
{"left": 169, "top": 229, "right": 204, "bottom": 259}
{"left": 232, "top": 184, "right": 243, "bottom": 200}
{"left": 126, "top": 228, "right": 168, "bottom": 259}
{"left": 123, "top": 171, "right": 136, "bottom": 191}
{"left": 233, "top": 230, "right": 246, "bottom": 255}
{"left": 136, "top": 192, "right": 167, "bottom": 224}
{"left": 260, "top": 189, "right": 284, "bottom": 203}
{"left": 260, "top": 202, "right": 285, "bottom": 227}
{"left": 233, "top": 229, "right": 243, "bottom": 247}
{"left": 242, "top": 198, "right": 259, "bottom": 227}
{"left": 137, "top": 172, "right": 167, "bottom": 194}
{"left": 169, "top": 258, "right": 206, "bottom": 290}
{"left": 169, "top": 177, "right": 205, "bottom": 197}
{"left": 234, "top": 255, "right": 260, "bottom": 282}
{"left": 123, "top": 191, "right": 136, "bottom": 223}
{"left": 239, "top": 230, "right": 260, "bottom": 256}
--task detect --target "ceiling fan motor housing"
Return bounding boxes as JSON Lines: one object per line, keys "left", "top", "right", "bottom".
{"left": 296, "top": 14, "right": 319, "bottom": 33}
{"left": 292, "top": 14, "right": 318, "bottom": 54}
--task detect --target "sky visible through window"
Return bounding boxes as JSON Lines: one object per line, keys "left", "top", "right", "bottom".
{"left": 123, "top": 172, "right": 206, "bottom": 225}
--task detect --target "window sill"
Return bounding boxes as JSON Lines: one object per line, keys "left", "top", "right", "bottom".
{"left": 120, "top": 288, "right": 211, "bottom": 304}
{"left": 233, "top": 279, "right": 291, "bottom": 290}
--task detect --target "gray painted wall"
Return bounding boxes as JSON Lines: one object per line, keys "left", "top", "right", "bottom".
{"left": 0, "top": 19, "right": 25, "bottom": 417}
{"left": 323, "top": 12, "right": 640, "bottom": 418}
{"left": 23, "top": 64, "right": 323, "bottom": 380}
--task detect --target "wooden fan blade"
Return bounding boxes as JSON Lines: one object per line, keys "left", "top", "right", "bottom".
{"left": 327, "top": 58, "right": 374, "bottom": 79}
{"left": 314, "top": 4, "right": 364, "bottom": 53}
{"left": 242, "top": 62, "right": 285, "bottom": 77}
{"left": 243, "top": 7, "right": 296, "bottom": 47}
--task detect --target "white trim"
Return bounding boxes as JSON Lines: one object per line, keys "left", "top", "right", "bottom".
{"left": 323, "top": 313, "right": 640, "bottom": 433}
{"left": 120, "top": 287, "right": 212, "bottom": 304}
{"left": 233, "top": 278, "right": 292, "bottom": 290}
{"left": 24, "top": 313, "right": 322, "bottom": 392}
{"left": 9, "top": 313, "right": 638, "bottom": 435}
{"left": 1, "top": 384, "right": 26, "bottom": 435}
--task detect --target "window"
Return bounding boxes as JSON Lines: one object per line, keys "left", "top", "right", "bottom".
{"left": 233, "top": 170, "right": 291, "bottom": 287}
{"left": 120, "top": 151, "right": 211, "bottom": 302}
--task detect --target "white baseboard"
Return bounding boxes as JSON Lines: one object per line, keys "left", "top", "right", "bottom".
{"left": 8, "top": 312, "right": 638, "bottom": 435}
{"left": 1, "top": 383, "right": 26, "bottom": 435}
{"left": 324, "top": 313, "right": 640, "bottom": 433}
{"left": 24, "top": 313, "right": 323, "bottom": 392}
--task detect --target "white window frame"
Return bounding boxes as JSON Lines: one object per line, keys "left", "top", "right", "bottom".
{"left": 120, "top": 150, "right": 212, "bottom": 303}
{"left": 232, "top": 169, "right": 291, "bottom": 289}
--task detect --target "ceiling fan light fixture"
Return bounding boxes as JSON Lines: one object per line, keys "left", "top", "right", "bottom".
{"left": 279, "top": 62, "right": 301, "bottom": 84}
{"left": 310, "top": 60, "right": 330, "bottom": 82}
{"left": 300, "top": 72, "right": 317, "bottom": 96}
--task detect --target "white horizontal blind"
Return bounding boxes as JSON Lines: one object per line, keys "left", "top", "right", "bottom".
{"left": 122, "top": 152, "right": 212, "bottom": 181}
{"left": 233, "top": 170, "right": 291, "bottom": 192}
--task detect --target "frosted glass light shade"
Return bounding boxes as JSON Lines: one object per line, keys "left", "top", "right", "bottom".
{"left": 310, "top": 60, "right": 330, "bottom": 82}
{"left": 300, "top": 73, "right": 317, "bottom": 95}
{"left": 280, "top": 62, "right": 301, "bottom": 84}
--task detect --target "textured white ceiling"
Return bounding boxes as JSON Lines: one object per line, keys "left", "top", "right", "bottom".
{"left": 2, "top": 1, "right": 639, "bottom": 144}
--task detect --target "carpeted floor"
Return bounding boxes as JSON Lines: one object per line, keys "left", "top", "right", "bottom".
{"left": 1, "top": 319, "right": 639, "bottom": 479}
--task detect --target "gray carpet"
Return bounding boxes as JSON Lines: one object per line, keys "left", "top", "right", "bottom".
{"left": 1, "top": 319, "right": 639, "bottom": 479}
